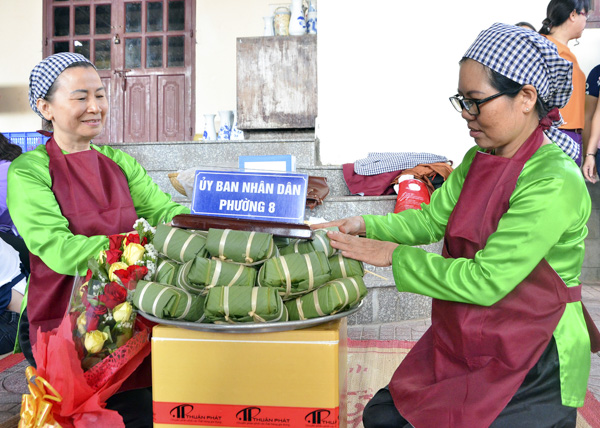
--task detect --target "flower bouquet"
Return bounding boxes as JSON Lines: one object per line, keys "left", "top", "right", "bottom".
{"left": 23, "top": 219, "right": 158, "bottom": 427}
{"left": 71, "top": 218, "right": 157, "bottom": 376}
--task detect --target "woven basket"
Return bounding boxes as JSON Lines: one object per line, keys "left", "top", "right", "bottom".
{"left": 168, "top": 172, "right": 187, "bottom": 196}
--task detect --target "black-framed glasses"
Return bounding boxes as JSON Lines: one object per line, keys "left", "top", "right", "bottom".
{"left": 449, "top": 91, "right": 509, "bottom": 115}
{"left": 578, "top": 10, "right": 589, "bottom": 20}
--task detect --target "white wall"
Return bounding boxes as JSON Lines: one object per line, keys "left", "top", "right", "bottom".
{"left": 195, "top": 0, "right": 274, "bottom": 133}
{"left": 0, "top": 0, "right": 44, "bottom": 132}
{"left": 2, "top": 0, "right": 600, "bottom": 168}
{"left": 317, "top": 0, "right": 600, "bottom": 166}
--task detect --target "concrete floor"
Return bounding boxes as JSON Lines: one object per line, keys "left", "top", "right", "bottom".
{"left": 1, "top": 284, "right": 599, "bottom": 427}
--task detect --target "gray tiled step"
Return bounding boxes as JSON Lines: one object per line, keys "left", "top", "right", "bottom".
{"left": 149, "top": 165, "right": 352, "bottom": 200}
{"left": 107, "top": 141, "right": 600, "bottom": 323}
{"left": 348, "top": 241, "right": 441, "bottom": 325}
{"left": 114, "top": 139, "right": 318, "bottom": 171}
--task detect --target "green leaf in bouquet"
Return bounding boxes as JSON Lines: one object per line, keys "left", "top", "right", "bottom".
{"left": 102, "top": 325, "right": 114, "bottom": 344}
{"left": 257, "top": 251, "right": 332, "bottom": 300}
{"left": 328, "top": 253, "right": 365, "bottom": 280}
{"left": 203, "top": 286, "right": 287, "bottom": 323}
{"left": 87, "top": 257, "right": 110, "bottom": 283}
{"left": 206, "top": 228, "right": 277, "bottom": 265}
{"left": 153, "top": 224, "right": 208, "bottom": 262}
{"left": 134, "top": 217, "right": 156, "bottom": 243}
{"left": 86, "top": 279, "right": 107, "bottom": 307}
{"left": 285, "top": 276, "right": 368, "bottom": 320}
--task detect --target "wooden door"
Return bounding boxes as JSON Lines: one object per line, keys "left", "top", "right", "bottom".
{"left": 43, "top": 0, "right": 195, "bottom": 144}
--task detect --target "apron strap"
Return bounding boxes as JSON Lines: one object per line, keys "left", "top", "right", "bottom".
{"left": 566, "top": 284, "right": 600, "bottom": 353}
{"left": 582, "top": 304, "right": 600, "bottom": 353}
{"left": 567, "top": 284, "right": 582, "bottom": 303}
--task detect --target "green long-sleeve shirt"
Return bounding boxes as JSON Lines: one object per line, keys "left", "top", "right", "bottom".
{"left": 7, "top": 144, "right": 189, "bottom": 277}
{"left": 364, "top": 143, "right": 591, "bottom": 407}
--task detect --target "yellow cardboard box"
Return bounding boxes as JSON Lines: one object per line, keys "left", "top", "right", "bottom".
{"left": 152, "top": 319, "right": 347, "bottom": 428}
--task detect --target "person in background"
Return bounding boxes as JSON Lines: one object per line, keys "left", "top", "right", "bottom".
{"left": 515, "top": 21, "right": 537, "bottom": 31}
{"left": 539, "top": 0, "right": 590, "bottom": 166}
{"left": 7, "top": 52, "right": 189, "bottom": 427}
{"left": 581, "top": 64, "right": 600, "bottom": 182}
{"left": 0, "top": 237, "right": 26, "bottom": 355}
{"left": 313, "top": 24, "right": 592, "bottom": 427}
{"left": 0, "top": 133, "right": 29, "bottom": 273}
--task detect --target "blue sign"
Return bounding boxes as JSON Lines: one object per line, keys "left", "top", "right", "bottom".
{"left": 191, "top": 170, "right": 308, "bottom": 223}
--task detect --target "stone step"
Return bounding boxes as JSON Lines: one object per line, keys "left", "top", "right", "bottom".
{"left": 116, "top": 140, "right": 356, "bottom": 199}
{"left": 121, "top": 138, "right": 432, "bottom": 325}
{"left": 115, "top": 139, "right": 318, "bottom": 171}
{"left": 149, "top": 165, "right": 352, "bottom": 202}
{"left": 109, "top": 140, "right": 600, "bottom": 325}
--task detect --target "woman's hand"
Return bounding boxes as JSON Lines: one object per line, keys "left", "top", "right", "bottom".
{"left": 310, "top": 216, "right": 366, "bottom": 236}
{"left": 326, "top": 230, "right": 399, "bottom": 267}
{"left": 582, "top": 155, "right": 598, "bottom": 183}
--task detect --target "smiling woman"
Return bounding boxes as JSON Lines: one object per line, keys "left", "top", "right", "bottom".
{"left": 6, "top": 52, "right": 190, "bottom": 426}
{"left": 36, "top": 65, "right": 107, "bottom": 153}
{"left": 312, "top": 23, "right": 596, "bottom": 428}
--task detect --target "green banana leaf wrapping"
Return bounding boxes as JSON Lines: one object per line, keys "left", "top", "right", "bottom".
{"left": 328, "top": 253, "right": 365, "bottom": 280}
{"left": 174, "top": 256, "right": 257, "bottom": 295}
{"left": 206, "top": 228, "right": 277, "bottom": 265}
{"left": 278, "top": 227, "right": 338, "bottom": 257}
{"left": 257, "top": 251, "right": 332, "bottom": 300}
{"left": 154, "top": 256, "right": 182, "bottom": 286}
{"left": 133, "top": 280, "right": 205, "bottom": 322}
{"left": 203, "top": 286, "right": 288, "bottom": 323}
{"left": 273, "top": 236, "right": 291, "bottom": 249}
{"left": 153, "top": 224, "right": 208, "bottom": 263}
{"left": 285, "top": 276, "right": 368, "bottom": 320}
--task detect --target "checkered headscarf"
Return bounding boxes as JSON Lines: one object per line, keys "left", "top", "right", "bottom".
{"left": 29, "top": 52, "right": 95, "bottom": 119}
{"left": 463, "top": 23, "right": 579, "bottom": 161}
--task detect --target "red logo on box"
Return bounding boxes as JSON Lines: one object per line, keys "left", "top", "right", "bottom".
{"left": 155, "top": 402, "right": 339, "bottom": 427}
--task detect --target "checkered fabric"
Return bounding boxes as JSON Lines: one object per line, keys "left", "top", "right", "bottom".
{"left": 354, "top": 152, "right": 449, "bottom": 176}
{"left": 28, "top": 52, "right": 95, "bottom": 119}
{"left": 463, "top": 23, "right": 579, "bottom": 161}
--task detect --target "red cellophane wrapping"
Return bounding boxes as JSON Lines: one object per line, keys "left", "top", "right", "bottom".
{"left": 33, "top": 316, "right": 150, "bottom": 428}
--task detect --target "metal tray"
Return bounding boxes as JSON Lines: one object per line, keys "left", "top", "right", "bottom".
{"left": 137, "top": 301, "right": 362, "bottom": 333}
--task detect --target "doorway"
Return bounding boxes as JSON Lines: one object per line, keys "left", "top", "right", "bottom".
{"left": 43, "top": 0, "right": 195, "bottom": 144}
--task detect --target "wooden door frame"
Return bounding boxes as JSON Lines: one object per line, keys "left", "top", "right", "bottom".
{"left": 41, "top": 0, "right": 196, "bottom": 144}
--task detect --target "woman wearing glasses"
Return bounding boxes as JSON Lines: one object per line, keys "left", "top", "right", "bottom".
{"left": 313, "top": 24, "right": 595, "bottom": 427}
{"left": 540, "top": 0, "right": 589, "bottom": 166}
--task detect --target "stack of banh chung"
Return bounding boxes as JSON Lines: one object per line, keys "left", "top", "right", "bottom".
{"left": 132, "top": 224, "right": 367, "bottom": 324}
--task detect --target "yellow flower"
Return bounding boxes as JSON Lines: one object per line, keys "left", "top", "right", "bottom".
{"left": 84, "top": 330, "right": 109, "bottom": 354}
{"left": 113, "top": 301, "right": 133, "bottom": 323}
{"left": 98, "top": 250, "right": 107, "bottom": 264}
{"left": 76, "top": 312, "right": 87, "bottom": 335}
{"left": 123, "top": 243, "right": 146, "bottom": 265}
{"left": 108, "top": 262, "right": 129, "bottom": 282}
{"left": 78, "top": 281, "right": 88, "bottom": 297}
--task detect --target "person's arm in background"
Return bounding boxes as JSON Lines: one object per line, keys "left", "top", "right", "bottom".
{"left": 583, "top": 94, "right": 598, "bottom": 155}
{"left": 582, "top": 65, "right": 600, "bottom": 182}
{"left": 0, "top": 161, "right": 9, "bottom": 230}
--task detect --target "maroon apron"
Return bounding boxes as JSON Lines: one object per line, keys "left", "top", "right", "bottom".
{"left": 388, "top": 123, "right": 584, "bottom": 427}
{"left": 28, "top": 136, "right": 139, "bottom": 341}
